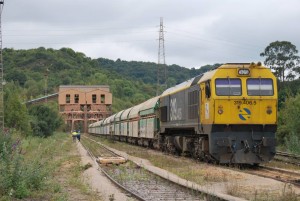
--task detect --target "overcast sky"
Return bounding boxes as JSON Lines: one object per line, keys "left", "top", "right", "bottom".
{"left": 2, "top": 0, "right": 300, "bottom": 68}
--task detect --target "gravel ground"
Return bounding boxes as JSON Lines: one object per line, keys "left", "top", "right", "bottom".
{"left": 76, "top": 142, "right": 136, "bottom": 201}
{"left": 98, "top": 139, "right": 300, "bottom": 200}
{"left": 102, "top": 163, "right": 205, "bottom": 201}
{"left": 80, "top": 135, "right": 300, "bottom": 200}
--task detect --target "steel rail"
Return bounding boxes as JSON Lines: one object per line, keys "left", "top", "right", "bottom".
{"left": 251, "top": 165, "right": 300, "bottom": 188}
{"left": 87, "top": 133, "right": 300, "bottom": 191}
{"left": 84, "top": 134, "right": 243, "bottom": 201}
{"left": 275, "top": 151, "right": 300, "bottom": 166}
{"left": 80, "top": 139, "right": 146, "bottom": 201}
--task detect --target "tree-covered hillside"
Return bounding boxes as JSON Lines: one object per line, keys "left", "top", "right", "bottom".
{"left": 97, "top": 58, "right": 220, "bottom": 86}
{"left": 3, "top": 47, "right": 216, "bottom": 112}
{"left": 4, "top": 46, "right": 300, "bottom": 153}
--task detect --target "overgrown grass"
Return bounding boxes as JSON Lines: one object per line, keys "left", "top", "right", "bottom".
{"left": 0, "top": 132, "right": 48, "bottom": 199}
{"left": 0, "top": 131, "right": 103, "bottom": 200}
{"left": 225, "top": 182, "right": 298, "bottom": 201}
{"left": 285, "top": 133, "right": 300, "bottom": 155}
{"left": 85, "top": 135, "right": 239, "bottom": 185}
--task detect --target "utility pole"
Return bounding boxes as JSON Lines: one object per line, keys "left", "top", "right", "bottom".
{"left": 0, "top": 0, "right": 4, "bottom": 131}
{"left": 156, "top": 17, "right": 166, "bottom": 96}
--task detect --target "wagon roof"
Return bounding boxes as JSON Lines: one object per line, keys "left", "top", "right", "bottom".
{"left": 128, "top": 104, "right": 143, "bottom": 119}
{"left": 109, "top": 114, "right": 117, "bottom": 123}
{"left": 121, "top": 107, "right": 133, "bottom": 120}
{"left": 139, "top": 96, "right": 159, "bottom": 112}
{"left": 94, "top": 121, "right": 102, "bottom": 126}
{"left": 115, "top": 110, "right": 125, "bottom": 119}
{"left": 103, "top": 118, "right": 109, "bottom": 124}
{"left": 103, "top": 115, "right": 113, "bottom": 124}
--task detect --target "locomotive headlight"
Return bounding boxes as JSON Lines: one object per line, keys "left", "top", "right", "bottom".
{"left": 218, "top": 105, "right": 223, "bottom": 114}
{"left": 266, "top": 106, "right": 272, "bottom": 115}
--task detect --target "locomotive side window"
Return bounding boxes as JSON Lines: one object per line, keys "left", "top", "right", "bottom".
{"left": 205, "top": 81, "right": 211, "bottom": 98}
{"left": 215, "top": 78, "right": 241, "bottom": 96}
{"left": 247, "top": 78, "right": 273, "bottom": 96}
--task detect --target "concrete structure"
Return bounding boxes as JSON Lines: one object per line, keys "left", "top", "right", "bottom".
{"left": 58, "top": 85, "right": 112, "bottom": 133}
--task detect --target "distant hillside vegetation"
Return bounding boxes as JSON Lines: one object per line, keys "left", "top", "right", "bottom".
{"left": 3, "top": 47, "right": 217, "bottom": 112}
{"left": 97, "top": 58, "right": 220, "bottom": 86}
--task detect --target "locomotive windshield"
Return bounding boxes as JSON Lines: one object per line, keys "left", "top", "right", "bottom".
{"left": 247, "top": 78, "right": 273, "bottom": 96}
{"left": 215, "top": 78, "right": 241, "bottom": 96}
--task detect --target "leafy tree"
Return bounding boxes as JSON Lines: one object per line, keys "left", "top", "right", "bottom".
{"left": 277, "top": 94, "right": 300, "bottom": 146}
{"left": 4, "top": 83, "right": 31, "bottom": 134}
{"left": 29, "top": 105, "right": 62, "bottom": 137}
{"left": 260, "top": 41, "right": 300, "bottom": 82}
{"left": 2, "top": 47, "right": 214, "bottom": 113}
{"left": 6, "top": 70, "right": 27, "bottom": 87}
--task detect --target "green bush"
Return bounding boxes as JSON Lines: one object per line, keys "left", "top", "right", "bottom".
{"left": 4, "top": 83, "right": 31, "bottom": 135}
{"left": 277, "top": 93, "right": 300, "bottom": 145}
{"left": 29, "top": 104, "right": 63, "bottom": 137}
{"left": 285, "top": 132, "right": 300, "bottom": 154}
{"left": 0, "top": 131, "right": 48, "bottom": 199}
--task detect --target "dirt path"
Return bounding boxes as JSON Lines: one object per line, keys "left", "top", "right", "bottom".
{"left": 76, "top": 142, "right": 135, "bottom": 201}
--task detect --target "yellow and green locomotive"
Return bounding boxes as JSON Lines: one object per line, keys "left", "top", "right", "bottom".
{"left": 89, "top": 62, "right": 277, "bottom": 164}
{"left": 159, "top": 63, "right": 277, "bottom": 164}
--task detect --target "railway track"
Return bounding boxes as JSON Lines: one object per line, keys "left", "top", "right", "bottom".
{"left": 84, "top": 134, "right": 300, "bottom": 199}
{"left": 275, "top": 151, "right": 300, "bottom": 166}
{"left": 246, "top": 165, "right": 300, "bottom": 188}
{"left": 81, "top": 136, "right": 212, "bottom": 201}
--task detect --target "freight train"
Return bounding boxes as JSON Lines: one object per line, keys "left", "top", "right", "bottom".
{"left": 88, "top": 63, "right": 277, "bottom": 164}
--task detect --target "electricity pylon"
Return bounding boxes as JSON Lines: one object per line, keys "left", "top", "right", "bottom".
{"left": 156, "top": 17, "right": 166, "bottom": 96}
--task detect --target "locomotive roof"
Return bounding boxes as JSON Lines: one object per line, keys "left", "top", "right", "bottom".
{"left": 160, "top": 63, "right": 267, "bottom": 97}
{"left": 219, "top": 63, "right": 266, "bottom": 69}
{"left": 161, "top": 77, "right": 194, "bottom": 96}
{"left": 161, "top": 70, "right": 217, "bottom": 97}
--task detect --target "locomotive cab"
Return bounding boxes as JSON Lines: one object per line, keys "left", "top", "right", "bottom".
{"left": 200, "top": 63, "right": 277, "bottom": 164}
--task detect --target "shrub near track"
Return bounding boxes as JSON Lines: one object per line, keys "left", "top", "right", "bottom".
{"left": 0, "top": 131, "right": 102, "bottom": 200}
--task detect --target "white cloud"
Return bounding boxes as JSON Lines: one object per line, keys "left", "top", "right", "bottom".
{"left": 2, "top": 0, "right": 300, "bottom": 68}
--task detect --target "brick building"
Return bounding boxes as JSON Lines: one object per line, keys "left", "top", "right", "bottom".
{"left": 58, "top": 85, "right": 112, "bottom": 133}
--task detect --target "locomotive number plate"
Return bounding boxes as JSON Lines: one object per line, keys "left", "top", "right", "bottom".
{"left": 234, "top": 100, "right": 256, "bottom": 105}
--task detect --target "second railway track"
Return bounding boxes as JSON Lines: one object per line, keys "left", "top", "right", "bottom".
{"left": 274, "top": 151, "right": 300, "bottom": 166}
{"left": 247, "top": 165, "right": 300, "bottom": 188}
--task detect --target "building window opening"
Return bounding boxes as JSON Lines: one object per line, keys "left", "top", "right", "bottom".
{"left": 66, "top": 94, "right": 70, "bottom": 103}
{"left": 101, "top": 94, "right": 105, "bottom": 103}
{"left": 75, "top": 94, "right": 79, "bottom": 103}
{"left": 92, "top": 94, "right": 97, "bottom": 103}
{"left": 80, "top": 105, "right": 84, "bottom": 111}
{"left": 87, "top": 105, "right": 91, "bottom": 111}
